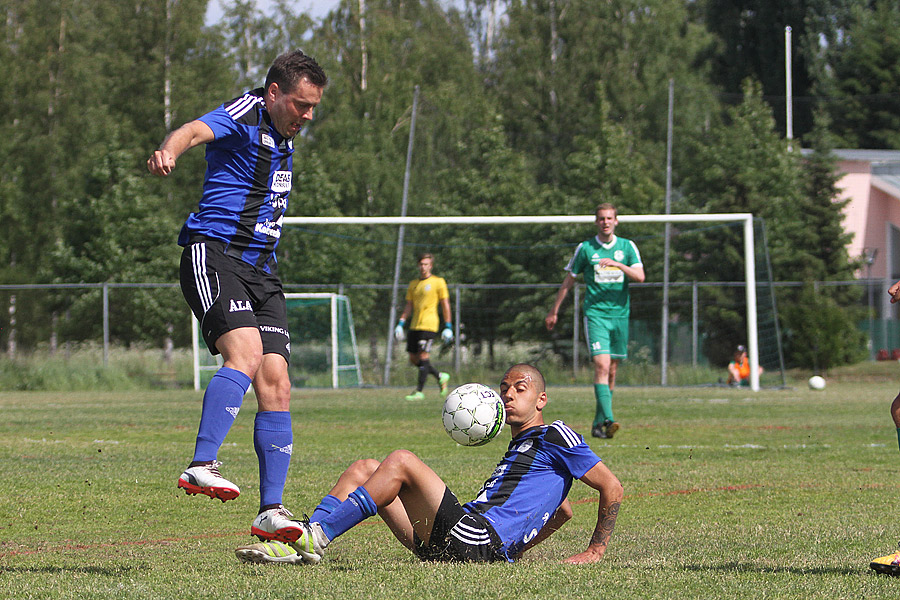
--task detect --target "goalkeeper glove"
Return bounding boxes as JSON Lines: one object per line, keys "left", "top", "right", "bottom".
{"left": 441, "top": 323, "right": 453, "bottom": 343}
{"left": 394, "top": 320, "right": 406, "bottom": 341}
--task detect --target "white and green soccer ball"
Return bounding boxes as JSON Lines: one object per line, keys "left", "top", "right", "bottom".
{"left": 808, "top": 375, "right": 826, "bottom": 390}
{"left": 442, "top": 383, "right": 506, "bottom": 446}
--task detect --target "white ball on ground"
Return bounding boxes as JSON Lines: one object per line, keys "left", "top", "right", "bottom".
{"left": 808, "top": 375, "right": 826, "bottom": 390}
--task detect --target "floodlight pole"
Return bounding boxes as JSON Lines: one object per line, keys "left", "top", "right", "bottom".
{"left": 383, "top": 85, "right": 419, "bottom": 385}
{"left": 785, "top": 26, "right": 794, "bottom": 149}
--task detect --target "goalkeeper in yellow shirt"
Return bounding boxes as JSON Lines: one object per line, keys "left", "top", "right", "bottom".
{"left": 394, "top": 253, "right": 453, "bottom": 401}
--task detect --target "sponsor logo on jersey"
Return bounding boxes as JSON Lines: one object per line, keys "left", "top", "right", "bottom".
{"left": 271, "top": 170, "right": 292, "bottom": 193}
{"left": 269, "top": 194, "right": 287, "bottom": 210}
{"left": 259, "top": 325, "right": 289, "bottom": 338}
{"left": 229, "top": 299, "right": 252, "bottom": 312}
{"left": 513, "top": 439, "right": 534, "bottom": 454}
{"left": 591, "top": 252, "right": 600, "bottom": 262}
{"left": 260, "top": 133, "right": 275, "bottom": 148}
{"left": 255, "top": 218, "right": 282, "bottom": 238}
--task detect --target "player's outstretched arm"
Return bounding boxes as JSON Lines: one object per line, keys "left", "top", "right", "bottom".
{"left": 564, "top": 461, "right": 623, "bottom": 564}
{"left": 545, "top": 273, "right": 576, "bottom": 330}
{"left": 147, "top": 120, "right": 215, "bottom": 176}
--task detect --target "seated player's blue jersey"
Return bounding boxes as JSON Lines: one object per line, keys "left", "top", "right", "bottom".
{"left": 463, "top": 420, "right": 601, "bottom": 561}
{"left": 178, "top": 88, "right": 294, "bottom": 273}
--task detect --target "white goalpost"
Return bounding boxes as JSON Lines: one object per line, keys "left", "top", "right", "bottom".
{"left": 282, "top": 213, "right": 762, "bottom": 391}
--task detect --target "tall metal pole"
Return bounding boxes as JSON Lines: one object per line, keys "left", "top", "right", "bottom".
{"left": 785, "top": 26, "right": 793, "bottom": 148}
{"left": 383, "top": 86, "right": 420, "bottom": 385}
{"left": 661, "top": 78, "right": 674, "bottom": 384}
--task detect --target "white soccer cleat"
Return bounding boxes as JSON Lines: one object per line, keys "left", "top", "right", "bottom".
{"left": 251, "top": 505, "right": 304, "bottom": 543}
{"left": 177, "top": 460, "right": 240, "bottom": 502}
{"left": 235, "top": 540, "right": 306, "bottom": 565}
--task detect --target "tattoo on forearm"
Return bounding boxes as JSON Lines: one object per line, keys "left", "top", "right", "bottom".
{"left": 590, "top": 501, "right": 620, "bottom": 547}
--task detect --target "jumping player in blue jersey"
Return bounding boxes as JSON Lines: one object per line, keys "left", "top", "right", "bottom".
{"left": 234, "top": 364, "right": 624, "bottom": 565}
{"left": 147, "top": 50, "right": 327, "bottom": 543}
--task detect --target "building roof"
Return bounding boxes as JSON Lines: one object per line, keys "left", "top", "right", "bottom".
{"left": 822, "top": 149, "right": 900, "bottom": 164}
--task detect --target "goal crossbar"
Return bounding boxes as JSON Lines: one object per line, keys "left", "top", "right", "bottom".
{"left": 282, "top": 213, "right": 760, "bottom": 391}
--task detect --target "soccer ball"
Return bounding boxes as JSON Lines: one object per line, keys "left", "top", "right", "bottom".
{"left": 808, "top": 375, "right": 826, "bottom": 390}
{"left": 442, "top": 383, "right": 506, "bottom": 446}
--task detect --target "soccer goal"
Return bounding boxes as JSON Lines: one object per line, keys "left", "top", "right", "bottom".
{"left": 282, "top": 213, "right": 771, "bottom": 391}
{"left": 191, "top": 292, "right": 363, "bottom": 390}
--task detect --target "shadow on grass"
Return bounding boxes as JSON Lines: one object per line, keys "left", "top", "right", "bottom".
{"left": 682, "top": 562, "right": 861, "bottom": 576}
{"left": 0, "top": 565, "right": 138, "bottom": 576}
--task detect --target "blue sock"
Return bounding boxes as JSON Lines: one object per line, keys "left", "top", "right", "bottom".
{"left": 254, "top": 411, "right": 293, "bottom": 508}
{"left": 193, "top": 367, "right": 251, "bottom": 462}
{"left": 319, "top": 486, "right": 377, "bottom": 541}
{"left": 310, "top": 494, "right": 342, "bottom": 523}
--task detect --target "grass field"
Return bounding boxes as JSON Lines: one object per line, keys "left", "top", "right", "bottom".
{"left": 3, "top": 375, "right": 900, "bottom": 599}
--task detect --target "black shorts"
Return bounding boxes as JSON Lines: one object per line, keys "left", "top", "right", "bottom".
{"left": 413, "top": 487, "right": 505, "bottom": 563}
{"left": 406, "top": 330, "right": 437, "bottom": 355}
{"left": 180, "top": 239, "right": 290, "bottom": 362}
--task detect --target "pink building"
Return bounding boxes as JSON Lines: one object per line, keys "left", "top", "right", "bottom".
{"left": 828, "top": 149, "right": 900, "bottom": 332}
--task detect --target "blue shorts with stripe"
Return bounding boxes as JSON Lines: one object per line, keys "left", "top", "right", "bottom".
{"left": 179, "top": 238, "right": 290, "bottom": 362}
{"left": 413, "top": 487, "right": 505, "bottom": 563}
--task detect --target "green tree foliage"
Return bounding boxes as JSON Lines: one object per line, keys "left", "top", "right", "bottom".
{"left": 49, "top": 140, "right": 183, "bottom": 345}
{"left": 0, "top": 0, "right": 879, "bottom": 372}
{"left": 491, "top": 0, "right": 718, "bottom": 187}
{"left": 699, "top": 0, "right": 820, "bottom": 138}
{"left": 781, "top": 284, "right": 867, "bottom": 372}
{"left": 678, "top": 81, "right": 863, "bottom": 368}
{"left": 823, "top": 0, "right": 900, "bottom": 149}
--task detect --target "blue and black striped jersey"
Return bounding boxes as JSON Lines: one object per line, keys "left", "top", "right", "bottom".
{"left": 464, "top": 420, "right": 602, "bottom": 561}
{"left": 178, "top": 88, "right": 294, "bottom": 273}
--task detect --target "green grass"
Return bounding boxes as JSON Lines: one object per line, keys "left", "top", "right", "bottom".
{"left": 3, "top": 377, "right": 900, "bottom": 598}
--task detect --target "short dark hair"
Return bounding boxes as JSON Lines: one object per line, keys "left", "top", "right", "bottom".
{"left": 504, "top": 363, "right": 546, "bottom": 394}
{"left": 417, "top": 253, "right": 434, "bottom": 263}
{"left": 595, "top": 202, "right": 618, "bottom": 217}
{"left": 265, "top": 50, "right": 327, "bottom": 94}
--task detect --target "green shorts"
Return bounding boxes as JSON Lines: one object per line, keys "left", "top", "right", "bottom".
{"left": 584, "top": 313, "right": 629, "bottom": 359}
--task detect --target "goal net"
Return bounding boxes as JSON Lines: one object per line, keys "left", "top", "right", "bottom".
{"left": 191, "top": 292, "right": 363, "bottom": 389}
{"left": 280, "top": 213, "right": 784, "bottom": 391}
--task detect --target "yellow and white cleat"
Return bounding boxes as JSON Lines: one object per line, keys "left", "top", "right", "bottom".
{"left": 235, "top": 540, "right": 305, "bottom": 565}
{"left": 870, "top": 548, "right": 900, "bottom": 576}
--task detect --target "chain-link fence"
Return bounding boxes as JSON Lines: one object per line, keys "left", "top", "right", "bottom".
{"left": 0, "top": 279, "right": 889, "bottom": 387}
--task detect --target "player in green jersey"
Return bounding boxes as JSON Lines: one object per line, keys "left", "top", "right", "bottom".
{"left": 545, "top": 204, "right": 645, "bottom": 439}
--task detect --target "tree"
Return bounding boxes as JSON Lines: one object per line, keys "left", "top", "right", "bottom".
{"left": 489, "top": 0, "right": 718, "bottom": 188}
{"left": 678, "top": 80, "right": 864, "bottom": 368}
{"left": 824, "top": 0, "right": 900, "bottom": 149}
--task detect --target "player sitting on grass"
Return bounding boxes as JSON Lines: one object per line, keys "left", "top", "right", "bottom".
{"left": 235, "top": 363, "right": 623, "bottom": 565}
